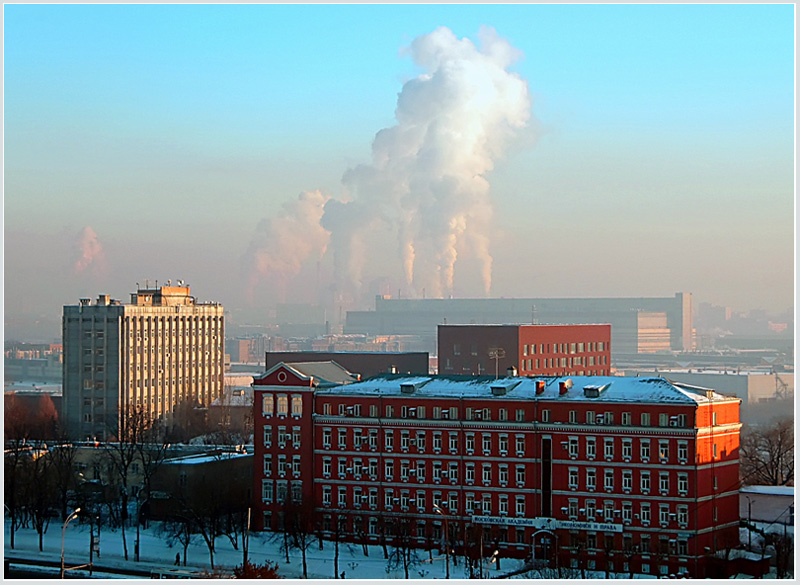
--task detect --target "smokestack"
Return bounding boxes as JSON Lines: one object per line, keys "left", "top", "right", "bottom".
{"left": 559, "top": 379, "right": 574, "bottom": 395}
{"left": 536, "top": 380, "right": 545, "bottom": 395}
{"left": 507, "top": 366, "right": 518, "bottom": 377}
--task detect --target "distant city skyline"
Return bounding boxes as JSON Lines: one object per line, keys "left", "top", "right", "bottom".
{"left": 4, "top": 4, "right": 795, "bottom": 341}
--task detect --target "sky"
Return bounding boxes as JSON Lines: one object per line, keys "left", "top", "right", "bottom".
{"left": 3, "top": 4, "right": 795, "bottom": 341}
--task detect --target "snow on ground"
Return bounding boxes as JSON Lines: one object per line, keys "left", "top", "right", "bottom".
{"left": 4, "top": 519, "right": 506, "bottom": 580}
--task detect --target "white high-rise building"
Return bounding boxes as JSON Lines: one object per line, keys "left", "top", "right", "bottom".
{"left": 62, "top": 284, "right": 224, "bottom": 439}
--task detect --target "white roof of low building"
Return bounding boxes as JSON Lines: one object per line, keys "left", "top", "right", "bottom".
{"left": 314, "top": 374, "right": 738, "bottom": 404}
{"left": 741, "top": 485, "right": 794, "bottom": 497}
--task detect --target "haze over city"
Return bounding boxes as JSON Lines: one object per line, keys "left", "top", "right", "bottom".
{"left": 4, "top": 4, "right": 794, "bottom": 342}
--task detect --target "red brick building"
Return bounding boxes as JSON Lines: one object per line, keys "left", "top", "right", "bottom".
{"left": 438, "top": 324, "right": 611, "bottom": 377}
{"left": 253, "top": 365, "right": 741, "bottom": 578}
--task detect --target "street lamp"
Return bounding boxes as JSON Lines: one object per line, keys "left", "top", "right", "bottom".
{"left": 61, "top": 507, "right": 81, "bottom": 578}
{"left": 433, "top": 504, "right": 450, "bottom": 579}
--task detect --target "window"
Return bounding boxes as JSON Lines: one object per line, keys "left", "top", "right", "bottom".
{"left": 640, "top": 440, "right": 650, "bottom": 461}
{"left": 586, "top": 468, "right": 596, "bottom": 490}
{"left": 416, "top": 491, "right": 425, "bottom": 510}
{"left": 449, "top": 433, "right": 458, "bottom": 452}
{"left": 369, "top": 430, "right": 378, "bottom": 450}
{"left": 385, "top": 490, "right": 394, "bottom": 508}
{"left": 369, "top": 459, "right": 378, "bottom": 477}
{"left": 465, "top": 493, "right": 475, "bottom": 513}
{"left": 516, "top": 465, "right": 525, "bottom": 484}
{"left": 370, "top": 404, "right": 378, "bottom": 417}
{"left": 449, "top": 462, "right": 458, "bottom": 482}
{"left": 453, "top": 344, "right": 461, "bottom": 355}
{"left": 640, "top": 502, "right": 651, "bottom": 524}
{"left": 516, "top": 497, "right": 525, "bottom": 517}
{"left": 339, "top": 403, "right": 346, "bottom": 416}
{"left": 499, "top": 465, "right": 509, "bottom": 484}
{"left": 401, "top": 461, "right": 410, "bottom": 480}
{"left": 586, "top": 438, "right": 596, "bottom": 459}
{"left": 569, "top": 499, "right": 579, "bottom": 519}
{"left": 568, "top": 437, "right": 579, "bottom": 457}
{"left": 466, "top": 434, "right": 475, "bottom": 452}
{"left": 353, "top": 428, "right": 363, "bottom": 449}
{"left": 482, "top": 434, "right": 491, "bottom": 452}
{"left": 322, "top": 485, "right": 331, "bottom": 506}
{"left": 482, "top": 464, "right": 492, "bottom": 484}
{"left": 516, "top": 409, "right": 525, "bottom": 422}
{"left": 385, "top": 460, "right": 394, "bottom": 479}
{"left": 659, "top": 504, "right": 669, "bottom": 525}
{"left": 277, "top": 395, "right": 288, "bottom": 416}
{"left": 386, "top": 404, "right": 394, "bottom": 418}
{"left": 338, "top": 487, "right": 347, "bottom": 507}
{"left": 499, "top": 408, "right": 508, "bottom": 421}
{"left": 263, "top": 456, "right": 272, "bottom": 476}
{"left": 677, "top": 505, "right": 688, "bottom": 526}
{"left": 621, "top": 412, "right": 631, "bottom": 426}
{"left": 385, "top": 431, "right": 394, "bottom": 451}
{"left": 401, "top": 431, "right": 410, "bottom": 450}
{"left": 604, "top": 438, "right": 614, "bottom": 459}
{"left": 291, "top": 395, "right": 302, "bottom": 416}
{"left": 604, "top": 412, "right": 614, "bottom": 425}
{"left": 678, "top": 473, "right": 688, "bottom": 494}
{"left": 262, "top": 481, "right": 273, "bottom": 502}
{"left": 659, "top": 472, "right": 669, "bottom": 493}
{"left": 466, "top": 463, "right": 475, "bottom": 483}
{"left": 541, "top": 409, "right": 550, "bottom": 423}
{"left": 338, "top": 458, "right": 347, "bottom": 476}
{"left": 499, "top": 435, "right": 509, "bottom": 453}
{"left": 322, "top": 429, "right": 331, "bottom": 448}
{"left": 569, "top": 410, "right": 577, "bottom": 423}
{"left": 586, "top": 500, "right": 596, "bottom": 518}
{"left": 622, "top": 439, "right": 632, "bottom": 460}
{"left": 659, "top": 440, "right": 669, "bottom": 462}
{"left": 622, "top": 469, "right": 632, "bottom": 491}
{"left": 569, "top": 468, "right": 578, "bottom": 489}
{"left": 263, "top": 425, "right": 273, "bottom": 448}
{"left": 433, "top": 433, "right": 442, "bottom": 451}
{"left": 353, "top": 459, "right": 362, "bottom": 477}
{"left": 293, "top": 427, "right": 301, "bottom": 448}
{"left": 338, "top": 428, "right": 347, "bottom": 449}
{"left": 516, "top": 435, "right": 525, "bottom": 455}
{"left": 604, "top": 469, "right": 614, "bottom": 491}
{"left": 640, "top": 412, "right": 650, "bottom": 426}
{"left": 417, "top": 460, "right": 426, "bottom": 481}
{"left": 586, "top": 411, "right": 595, "bottom": 424}
{"left": 641, "top": 471, "right": 650, "bottom": 493}
{"left": 322, "top": 458, "right": 331, "bottom": 476}
{"left": 262, "top": 395, "right": 274, "bottom": 416}
{"left": 416, "top": 432, "right": 426, "bottom": 451}
{"left": 659, "top": 413, "right": 668, "bottom": 427}
{"left": 622, "top": 502, "right": 632, "bottom": 523}
{"left": 499, "top": 494, "right": 509, "bottom": 515}
{"left": 678, "top": 441, "right": 688, "bottom": 462}
{"left": 482, "top": 494, "right": 491, "bottom": 514}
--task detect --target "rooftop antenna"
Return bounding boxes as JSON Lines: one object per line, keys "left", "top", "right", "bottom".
{"left": 532, "top": 304, "right": 537, "bottom": 325}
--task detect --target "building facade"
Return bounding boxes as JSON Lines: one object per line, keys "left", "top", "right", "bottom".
{"left": 62, "top": 285, "right": 224, "bottom": 440}
{"left": 252, "top": 366, "right": 741, "bottom": 578}
{"left": 345, "top": 292, "right": 693, "bottom": 356}
{"left": 438, "top": 324, "right": 611, "bottom": 377}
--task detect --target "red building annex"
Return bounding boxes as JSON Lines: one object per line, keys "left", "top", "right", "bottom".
{"left": 438, "top": 324, "right": 611, "bottom": 377}
{"left": 252, "top": 363, "right": 741, "bottom": 578}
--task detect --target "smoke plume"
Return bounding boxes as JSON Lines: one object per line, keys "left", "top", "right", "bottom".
{"left": 72, "top": 226, "right": 107, "bottom": 275}
{"left": 243, "top": 26, "right": 531, "bottom": 302}
{"left": 243, "top": 190, "right": 331, "bottom": 302}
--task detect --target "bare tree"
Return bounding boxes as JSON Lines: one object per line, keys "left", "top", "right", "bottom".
{"left": 740, "top": 418, "right": 794, "bottom": 486}
{"left": 158, "top": 515, "right": 196, "bottom": 566}
{"left": 282, "top": 492, "right": 316, "bottom": 579}
{"left": 386, "top": 515, "right": 421, "bottom": 579}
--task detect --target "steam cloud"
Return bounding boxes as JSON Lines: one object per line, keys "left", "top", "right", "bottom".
{"left": 244, "top": 26, "right": 531, "bottom": 301}
{"left": 72, "top": 226, "right": 107, "bottom": 275}
{"left": 243, "top": 190, "right": 331, "bottom": 301}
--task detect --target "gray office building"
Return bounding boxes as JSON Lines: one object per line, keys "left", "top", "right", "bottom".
{"left": 62, "top": 285, "right": 224, "bottom": 440}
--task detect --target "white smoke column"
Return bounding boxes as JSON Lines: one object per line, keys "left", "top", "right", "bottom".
{"left": 242, "top": 190, "right": 331, "bottom": 302}
{"left": 72, "top": 226, "right": 107, "bottom": 274}
{"left": 328, "top": 26, "right": 531, "bottom": 297}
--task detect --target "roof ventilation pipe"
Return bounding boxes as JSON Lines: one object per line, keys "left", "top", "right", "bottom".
{"left": 559, "top": 379, "right": 573, "bottom": 396}
{"left": 507, "top": 366, "right": 518, "bottom": 377}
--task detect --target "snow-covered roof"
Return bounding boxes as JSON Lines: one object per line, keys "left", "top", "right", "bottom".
{"left": 162, "top": 451, "right": 251, "bottom": 465}
{"left": 283, "top": 361, "right": 362, "bottom": 386}
{"left": 314, "top": 374, "right": 738, "bottom": 404}
{"left": 741, "top": 485, "right": 794, "bottom": 497}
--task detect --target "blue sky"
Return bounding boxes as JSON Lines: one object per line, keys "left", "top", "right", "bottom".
{"left": 3, "top": 4, "right": 795, "bottom": 340}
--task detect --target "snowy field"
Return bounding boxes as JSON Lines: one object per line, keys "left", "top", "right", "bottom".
{"left": 3, "top": 518, "right": 512, "bottom": 580}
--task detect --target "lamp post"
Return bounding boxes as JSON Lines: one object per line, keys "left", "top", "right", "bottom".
{"left": 433, "top": 504, "right": 450, "bottom": 579}
{"left": 61, "top": 507, "right": 81, "bottom": 578}
{"left": 744, "top": 495, "right": 753, "bottom": 550}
